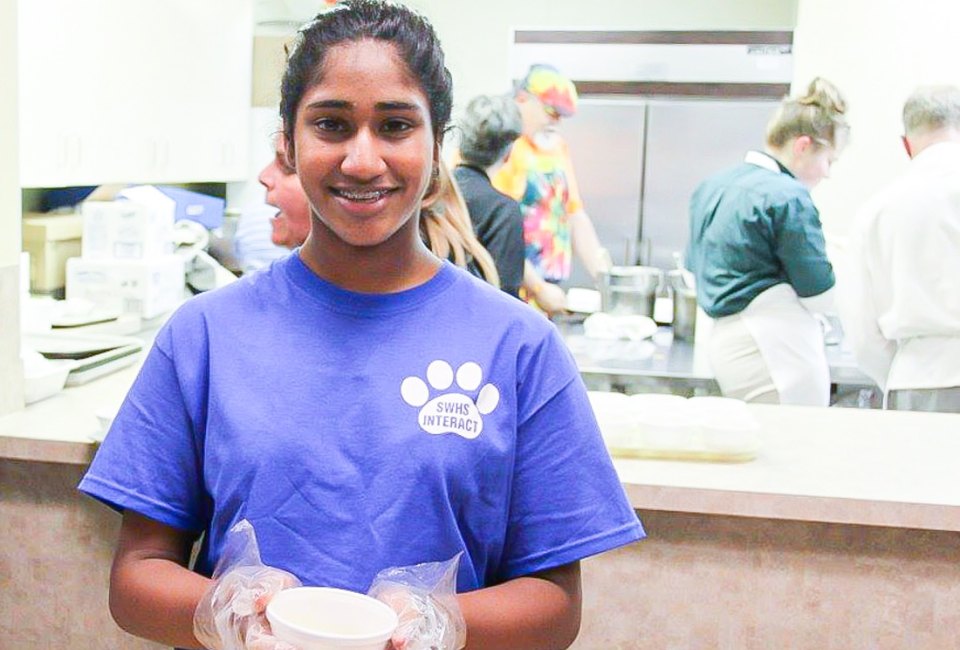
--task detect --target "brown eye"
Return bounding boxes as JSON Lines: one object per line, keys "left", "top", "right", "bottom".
{"left": 381, "top": 119, "right": 413, "bottom": 136}
{"left": 316, "top": 118, "right": 348, "bottom": 133}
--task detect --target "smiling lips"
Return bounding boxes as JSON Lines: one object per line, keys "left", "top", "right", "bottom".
{"left": 331, "top": 187, "right": 396, "bottom": 203}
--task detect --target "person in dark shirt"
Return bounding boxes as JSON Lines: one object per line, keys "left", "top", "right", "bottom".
{"left": 454, "top": 94, "right": 526, "bottom": 298}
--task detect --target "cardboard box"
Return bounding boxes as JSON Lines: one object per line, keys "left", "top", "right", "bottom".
{"left": 65, "top": 255, "right": 185, "bottom": 319}
{"left": 80, "top": 199, "right": 175, "bottom": 260}
{"left": 21, "top": 213, "right": 83, "bottom": 293}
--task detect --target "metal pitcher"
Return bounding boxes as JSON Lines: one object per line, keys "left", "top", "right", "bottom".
{"left": 598, "top": 266, "right": 662, "bottom": 317}
{"left": 666, "top": 269, "right": 697, "bottom": 340}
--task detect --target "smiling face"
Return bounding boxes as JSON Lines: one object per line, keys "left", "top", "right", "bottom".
{"left": 290, "top": 39, "right": 437, "bottom": 251}
{"left": 258, "top": 137, "right": 312, "bottom": 249}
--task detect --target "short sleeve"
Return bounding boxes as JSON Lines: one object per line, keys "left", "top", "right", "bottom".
{"left": 78, "top": 324, "right": 208, "bottom": 533}
{"left": 500, "top": 330, "right": 644, "bottom": 578}
{"left": 773, "top": 197, "right": 835, "bottom": 297}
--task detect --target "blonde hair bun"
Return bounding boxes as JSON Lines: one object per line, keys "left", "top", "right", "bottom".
{"left": 765, "top": 76, "right": 849, "bottom": 149}
{"left": 798, "top": 77, "right": 848, "bottom": 116}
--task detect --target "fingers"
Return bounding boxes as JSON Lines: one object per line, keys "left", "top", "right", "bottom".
{"left": 194, "top": 565, "right": 303, "bottom": 650}
{"left": 245, "top": 619, "right": 299, "bottom": 650}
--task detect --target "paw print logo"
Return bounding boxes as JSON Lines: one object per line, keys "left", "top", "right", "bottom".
{"left": 400, "top": 360, "right": 500, "bottom": 439}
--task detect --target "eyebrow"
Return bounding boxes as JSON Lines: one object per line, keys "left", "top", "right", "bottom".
{"left": 303, "top": 99, "right": 423, "bottom": 113}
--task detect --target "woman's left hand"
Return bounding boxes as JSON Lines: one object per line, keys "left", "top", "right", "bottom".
{"left": 377, "top": 586, "right": 465, "bottom": 650}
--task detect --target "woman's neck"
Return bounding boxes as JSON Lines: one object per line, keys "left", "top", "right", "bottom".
{"left": 298, "top": 219, "right": 441, "bottom": 294}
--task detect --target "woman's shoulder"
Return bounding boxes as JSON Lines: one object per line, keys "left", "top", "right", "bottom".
{"left": 714, "top": 163, "right": 812, "bottom": 210}
{"left": 166, "top": 256, "right": 293, "bottom": 328}
{"left": 449, "top": 266, "right": 554, "bottom": 330}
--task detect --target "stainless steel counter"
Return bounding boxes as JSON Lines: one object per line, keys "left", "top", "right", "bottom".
{"left": 556, "top": 321, "right": 878, "bottom": 401}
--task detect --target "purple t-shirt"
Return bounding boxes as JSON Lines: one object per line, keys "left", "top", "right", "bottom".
{"left": 79, "top": 254, "right": 643, "bottom": 591}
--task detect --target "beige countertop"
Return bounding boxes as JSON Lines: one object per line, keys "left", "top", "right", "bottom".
{"left": 618, "top": 403, "right": 960, "bottom": 532}
{"left": 0, "top": 359, "right": 143, "bottom": 464}
{"left": 4, "top": 362, "right": 958, "bottom": 532}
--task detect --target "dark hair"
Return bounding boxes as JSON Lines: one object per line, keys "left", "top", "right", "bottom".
{"left": 458, "top": 94, "right": 522, "bottom": 169}
{"left": 280, "top": 0, "right": 453, "bottom": 147}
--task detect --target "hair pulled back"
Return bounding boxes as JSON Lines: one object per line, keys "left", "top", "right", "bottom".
{"left": 766, "top": 77, "right": 849, "bottom": 150}
{"left": 420, "top": 159, "right": 500, "bottom": 287}
{"left": 280, "top": 0, "right": 453, "bottom": 146}
{"left": 458, "top": 94, "right": 523, "bottom": 169}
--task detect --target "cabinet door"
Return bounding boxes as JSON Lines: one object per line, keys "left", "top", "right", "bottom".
{"left": 18, "top": 0, "right": 253, "bottom": 188}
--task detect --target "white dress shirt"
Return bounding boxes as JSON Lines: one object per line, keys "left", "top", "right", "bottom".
{"left": 841, "top": 141, "right": 960, "bottom": 392}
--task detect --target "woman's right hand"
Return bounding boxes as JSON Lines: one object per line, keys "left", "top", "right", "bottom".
{"left": 193, "top": 564, "right": 302, "bottom": 650}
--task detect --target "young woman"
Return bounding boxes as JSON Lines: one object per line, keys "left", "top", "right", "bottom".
{"left": 79, "top": 2, "right": 643, "bottom": 649}
{"left": 258, "top": 132, "right": 499, "bottom": 288}
{"left": 686, "top": 77, "right": 849, "bottom": 406}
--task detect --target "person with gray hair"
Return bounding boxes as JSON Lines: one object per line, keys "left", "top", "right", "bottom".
{"left": 453, "top": 94, "right": 527, "bottom": 297}
{"left": 842, "top": 84, "right": 960, "bottom": 412}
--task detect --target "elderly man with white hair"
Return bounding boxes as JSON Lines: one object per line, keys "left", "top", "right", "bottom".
{"left": 843, "top": 85, "right": 960, "bottom": 412}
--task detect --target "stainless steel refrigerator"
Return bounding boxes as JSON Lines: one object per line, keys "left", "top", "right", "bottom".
{"left": 560, "top": 96, "right": 779, "bottom": 288}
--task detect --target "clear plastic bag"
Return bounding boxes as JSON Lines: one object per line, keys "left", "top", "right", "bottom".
{"left": 367, "top": 554, "right": 467, "bottom": 650}
{"left": 193, "top": 519, "right": 302, "bottom": 650}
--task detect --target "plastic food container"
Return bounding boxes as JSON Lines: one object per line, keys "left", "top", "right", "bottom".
{"left": 23, "top": 363, "right": 71, "bottom": 405}
{"left": 21, "top": 348, "right": 71, "bottom": 405}
{"left": 587, "top": 391, "right": 636, "bottom": 448}
{"left": 266, "top": 587, "right": 398, "bottom": 650}
{"left": 688, "top": 397, "right": 761, "bottom": 455}
{"left": 631, "top": 394, "right": 700, "bottom": 451}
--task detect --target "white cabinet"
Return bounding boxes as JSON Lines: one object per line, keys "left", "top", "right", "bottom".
{"left": 18, "top": 0, "right": 254, "bottom": 188}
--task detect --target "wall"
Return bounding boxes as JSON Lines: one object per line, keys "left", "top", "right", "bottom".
{"left": 409, "top": 0, "right": 798, "bottom": 117}
{"left": 249, "top": 0, "right": 798, "bottom": 124}
{"left": 238, "top": 0, "right": 798, "bottom": 208}
{"left": 0, "top": 0, "right": 23, "bottom": 414}
{"left": 792, "top": 0, "right": 960, "bottom": 247}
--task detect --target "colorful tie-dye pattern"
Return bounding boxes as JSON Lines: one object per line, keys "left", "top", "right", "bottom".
{"left": 522, "top": 65, "right": 578, "bottom": 117}
{"left": 492, "top": 136, "right": 583, "bottom": 282}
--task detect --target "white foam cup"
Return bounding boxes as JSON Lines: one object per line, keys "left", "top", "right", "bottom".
{"left": 266, "top": 586, "right": 399, "bottom": 650}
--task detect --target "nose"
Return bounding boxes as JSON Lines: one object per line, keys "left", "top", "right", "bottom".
{"left": 340, "top": 128, "right": 388, "bottom": 180}
{"left": 258, "top": 161, "right": 276, "bottom": 190}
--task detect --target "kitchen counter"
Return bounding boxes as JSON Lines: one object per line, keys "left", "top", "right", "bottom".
{"left": 613, "top": 403, "right": 960, "bottom": 532}
{"left": 558, "top": 321, "right": 877, "bottom": 396}
{"left": 3, "top": 335, "right": 959, "bottom": 647}
{"left": 0, "top": 350, "right": 950, "bottom": 533}
{"left": 573, "top": 403, "right": 960, "bottom": 649}
{"left": 0, "top": 351, "right": 143, "bottom": 464}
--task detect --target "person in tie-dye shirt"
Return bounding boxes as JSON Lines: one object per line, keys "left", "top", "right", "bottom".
{"left": 492, "top": 64, "right": 609, "bottom": 314}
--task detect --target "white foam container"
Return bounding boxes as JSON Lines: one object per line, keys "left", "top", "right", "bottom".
{"left": 266, "top": 587, "right": 398, "bottom": 650}
{"left": 631, "top": 393, "right": 700, "bottom": 450}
